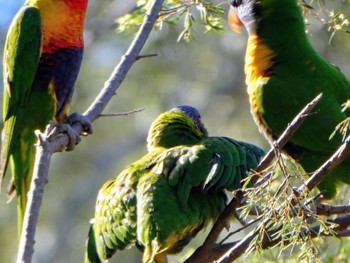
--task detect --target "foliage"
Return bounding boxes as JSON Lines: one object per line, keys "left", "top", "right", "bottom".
{"left": 106, "top": 0, "right": 350, "bottom": 261}
{"left": 301, "top": 0, "right": 350, "bottom": 42}
{"left": 116, "top": 0, "right": 226, "bottom": 41}
{"left": 236, "top": 155, "right": 336, "bottom": 262}
{"left": 2, "top": 0, "right": 350, "bottom": 262}
{"left": 116, "top": 0, "right": 350, "bottom": 42}
{"left": 330, "top": 100, "right": 350, "bottom": 141}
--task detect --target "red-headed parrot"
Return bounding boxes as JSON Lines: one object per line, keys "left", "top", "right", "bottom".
{"left": 85, "top": 105, "right": 265, "bottom": 263}
{"left": 1, "top": 0, "right": 88, "bottom": 233}
{"left": 228, "top": 0, "right": 350, "bottom": 198}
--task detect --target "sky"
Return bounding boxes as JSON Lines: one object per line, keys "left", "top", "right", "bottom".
{"left": 0, "top": 0, "right": 22, "bottom": 28}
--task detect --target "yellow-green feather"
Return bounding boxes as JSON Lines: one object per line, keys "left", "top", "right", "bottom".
{"left": 1, "top": 6, "right": 42, "bottom": 234}
{"left": 86, "top": 109, "right": 265, "bottom": 262}
{"left": 233, "top": 0, "right": 350, "bottom": 197}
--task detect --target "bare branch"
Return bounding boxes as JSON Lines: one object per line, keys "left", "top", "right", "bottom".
{"left": 202, "top": 93, "right": 349, "bottom": 262}
{"left": 84, "top": 2, "right": 164, "bottom": 123}
{"left": 260, "top": 214, "right": 350, "bottom": 249}
{"left": 185, "top": 94, "right": 323, "bottom": 263}
{"left": 16, "top": 126, "right": 55, "bottom": 263}
{"left": 219, "top": 216, "right": 263, "bottom": 245}
{"left": 316, "top": 203, "right": 350, "bottom": 216}
{"left": 136, "top": 53, "right": 158, "bottom": 60}
{"left": 253, "top": 93, "right": 323, "bottom": 183}
{"left": 298, "top": 134, "right": 350, "bottom": 194}
{"left": 184, "top": 191, "right": 244, "bottom": 263}
{"left": 98, "top": 108, "right": 144, "bottom": 117}
{"left": 216, "top": 132, "right": 350, "bottom": 263}
{"left": 16, "top": 1, "right": 165, "bottom": 262}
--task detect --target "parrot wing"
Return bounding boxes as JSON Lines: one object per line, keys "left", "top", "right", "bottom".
{"left": 85, "top": 151, "right": 162, "bottom": 263}
{"left": 137, "top": 139, "right": 264, "bottom": 262}
{"left": 1, "top": 6, "right": 41, "bottom": 184}
{"left": 159, "top": 137, "right": 265, "bottom": 206}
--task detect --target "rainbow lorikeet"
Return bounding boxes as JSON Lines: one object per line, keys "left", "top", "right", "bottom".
{"left": 85, "top": 105, "right": 264, "bottom": 263}
{"left": 229, "top": 0, "right": 350, "bottom": 198}
{"left": 1, "top": 0, "right": 89, "bottom": 233}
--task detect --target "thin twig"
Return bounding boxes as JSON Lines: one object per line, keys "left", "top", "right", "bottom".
{"left": 299, "top": 134, "right": 350, "bottom": 194}
{"left": 217, "top": 130, "right": 350, "bottom": 263}
{"left": 16, "top": 1, "right": 165, "bottom": 262}
{"left": 203, "top": 191, "right": 244, "bottom": 249}
{"left": 316, "top": 203, "right": 350, "bottom": 216}
{"left": 98, "top": 108, "right": 144, "bottom": 117}
{"left": 184, "top": 191, "right": 244, "bottom": 263}
{"left": 219, "top": 216, "right": 263, "bottom": 245}
{"left": 185, "top": 94, "right": 323, "bottom": 263}
{"left": 136, "top": 53, "right": 158, "bottom": 60}
{"left": 260, "top": 214, "right": 350, "bottom": 249}
{"left": 253, "top": 93, "right": 323, "bottom": 184}
{"left": 212, "top": 95, "right": 348, "bottom": 263}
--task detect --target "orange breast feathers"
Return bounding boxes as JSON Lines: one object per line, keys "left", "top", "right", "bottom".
{"left": 28, "top": 0, "right": 87, "bottom": 53}
{"left": 244, "top": 35, "right": 274, "bottom": 95}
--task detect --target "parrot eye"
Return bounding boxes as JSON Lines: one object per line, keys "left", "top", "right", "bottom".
{"left": 229, "top": 0, "right": 242, "bottom": 7}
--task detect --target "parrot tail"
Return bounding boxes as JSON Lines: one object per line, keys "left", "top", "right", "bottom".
{"left": 85, "top": 224, "right": 103, "bottom": 263}
{"left": 8, "top": 144, "right": 36, "bottom": 239}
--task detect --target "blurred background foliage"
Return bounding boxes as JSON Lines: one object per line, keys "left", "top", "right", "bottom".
{"left": 0, "top": 0, "right": 350, "bottom": 262}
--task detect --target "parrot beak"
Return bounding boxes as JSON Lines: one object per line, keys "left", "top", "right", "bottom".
{"left": 228, "top": 7, "right": 243, "bottom": 33}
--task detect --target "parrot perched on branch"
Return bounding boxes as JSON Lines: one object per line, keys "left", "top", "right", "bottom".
{"left": 1, "top": 0, "right": 89, "bottom": 233}
{"left": 228, "top": 0, "right": 350, "bottom": 198}
{"left": 85, "top": 105, "right": 264, "bottom": 263}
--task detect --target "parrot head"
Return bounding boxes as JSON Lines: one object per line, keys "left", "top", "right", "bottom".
{"left": 169, "top": 105, "right": 208, "bottom": 137}
{"left": 147, "top": 105, "right": 208, "bottom": 151}
{"left": 228, "top": 0, "right": 256, "bottom": 34}
{"left": 228, "top": 0, "right": 302, "bottom": 35}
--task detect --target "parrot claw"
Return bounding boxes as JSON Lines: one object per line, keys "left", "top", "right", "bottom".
{"left": 64, "top": 112, "right": 93, "bottom": 136}
{"left": 45, "top": 113, "right": 92, "bottom": 151}
{"left": 47, "top": 123, "right": 81, "bottom": 151}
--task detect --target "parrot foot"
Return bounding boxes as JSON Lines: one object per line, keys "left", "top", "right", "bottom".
{"left": 62, "top": 112, "right": 93, "bottom": 151}
{"left": 64, "top": 112, "right": 93, "bottom": 136}
{"left": 47, "top": 122, "right": 81, "bottom": 151}
{"left": 45, "top": 113, "right": 92, "bottom": 151}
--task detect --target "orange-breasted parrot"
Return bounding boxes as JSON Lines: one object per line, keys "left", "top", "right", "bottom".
{"left": 1, "top": 0, "right": 88, "bottom": 233}
{"left": 85, "top": 105, "right": 264, "bottom": 263}
{"left": 228, "top": 0, "right": 350, "bottom": 198}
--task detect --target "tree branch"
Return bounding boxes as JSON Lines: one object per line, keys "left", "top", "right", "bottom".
{"left": 98, "top": 108, "right": 144, "bottom": 117}
{"left": 185, "top": 94, "right": 323, "bottom": 263}
{"left": 253, "top": 93, "right": 323, "bottom": 184}
{"left": 16, "top": 128, "right": 54, "bottom": 263}
{"left": 16, "top": 1, "right": 165, "bottom": 262}
{"left": 193, "top": 210, "right": 350, "bottom": 261}
{"left": 184, "top": 191, "right": 244, "bottom": 263}
{"left": 260, "top": 214, "right": 350, "bottom": 250}
{"left": 316, "top": 203, "right": 350, "bottom": 216}
{"left": 298, "top": 134, "right": 350, "bottom": 194}
{"left": 216, "top": 128, "right": 350, "bottom": 263}
{"left": 186, "top": 93, "right": 348, "bottom": 262}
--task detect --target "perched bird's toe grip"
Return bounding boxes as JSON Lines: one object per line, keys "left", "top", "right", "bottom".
{"left": 47, "top": 123, "right": 81, "bottom": 151}
{"left": 64, "top": 112, "right": 93, "bottom": 136}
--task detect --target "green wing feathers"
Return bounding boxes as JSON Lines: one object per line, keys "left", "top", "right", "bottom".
{"left": 1, "top": 6, "right": 41, "bottom": 184}
{"left": 1, "top": 7, "right": 42, "bottom": 232}
{"left": 230, "top": 0, "right": 350, "bottom": 198}
{"left": 87, "top": 138, "right": 264, "bottom": 262}
{"left": 137, "top": 138, "right": 264, "bottom": 262}
{"left": 85, "top": 225, "right": 102, "bottom": 263}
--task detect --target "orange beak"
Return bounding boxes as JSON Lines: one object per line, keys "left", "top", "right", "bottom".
{"left": 228, "top": 7, "right": 243, "bottom": 33}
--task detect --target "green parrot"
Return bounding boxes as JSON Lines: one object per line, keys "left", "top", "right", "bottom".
{"left": 1, "top": 0, "right": 88, "bottom": 233}
{"left": 228, "top": 0, "right": 350, "bottom": 198}
{"left": 85, "top": 105, "right": 265, "bottom": 263}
